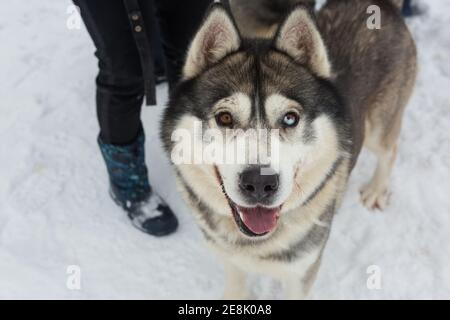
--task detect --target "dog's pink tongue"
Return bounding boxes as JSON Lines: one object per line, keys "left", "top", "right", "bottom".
{"left": 239, "top": 207, "right": 279, "bottom": 235}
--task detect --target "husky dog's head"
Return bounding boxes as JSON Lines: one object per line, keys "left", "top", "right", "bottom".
{"left": 161, "top": 4, "right": 351, "bottom": 240}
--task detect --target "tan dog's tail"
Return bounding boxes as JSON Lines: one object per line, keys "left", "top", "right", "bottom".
{"left": 229, "top": 0, "right": 315, "bottom": 38}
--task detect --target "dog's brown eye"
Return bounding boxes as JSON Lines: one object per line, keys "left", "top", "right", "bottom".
{"left": 282, "top": 112, "right": 299, "bottom": 127}
{"left": 216, "top": 112, "right": 233, "bottom": 127}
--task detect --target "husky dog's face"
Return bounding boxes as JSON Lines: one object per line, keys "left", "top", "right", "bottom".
{"left": 162, "top": 5, "right": 350, "bottom": 239}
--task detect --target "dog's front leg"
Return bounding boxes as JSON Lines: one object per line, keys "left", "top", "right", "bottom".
{"left": 284, "top": 278, "right": 309, "bottom": 300}
{"left": 284, "top": 256, "right": 322, "bottom": 300}
{"left": 222, "top": 261, "right": 249, "bottom": 300}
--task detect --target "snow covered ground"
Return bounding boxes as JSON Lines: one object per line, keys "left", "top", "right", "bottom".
{"left": 0, "top": 0, "right": 449, "bottom": 299}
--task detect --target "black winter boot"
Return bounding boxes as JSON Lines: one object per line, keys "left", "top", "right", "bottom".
{"left": 98, "top": 131, "right": 178, "bottom": 236}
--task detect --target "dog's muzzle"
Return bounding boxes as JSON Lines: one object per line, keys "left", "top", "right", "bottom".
{"left": 214, "top": 165, "right": 281, "bottom": 237}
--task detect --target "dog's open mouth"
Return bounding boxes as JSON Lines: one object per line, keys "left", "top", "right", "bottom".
{"left": 213, "top": 165, "right": 280, "bottom": 237}
{"left": 230, "top": 202, "right": 281, "bottom": 237}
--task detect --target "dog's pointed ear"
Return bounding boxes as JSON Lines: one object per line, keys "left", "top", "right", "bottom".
{"left": 183, "top": 5, "right": 241, "bottom": 79}
{"left": 274, "top": 7, "right": 331, "bottom": 78}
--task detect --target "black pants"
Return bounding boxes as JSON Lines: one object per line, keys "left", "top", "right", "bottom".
{"left": 74, "top": 0, "right": 210, "bottom": 145}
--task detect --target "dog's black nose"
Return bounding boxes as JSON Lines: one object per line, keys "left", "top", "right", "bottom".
{"left": 239, "top": 166, "right": 279, "bottom": 203}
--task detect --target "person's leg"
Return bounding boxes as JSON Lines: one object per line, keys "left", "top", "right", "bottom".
{"left": 74, "top": 0, "right": 177, "bottom": 236}
{"left": 74, "top": 0, "right": 144, "bottom": 145}
{"left": 148, "top": 0, "right": 212, "bottom": 89}
{"left": 402, "top": 0, "right": 425, "bottom": 17}
{"left": 402, "top": 0, "right": 413, "bottom": 16}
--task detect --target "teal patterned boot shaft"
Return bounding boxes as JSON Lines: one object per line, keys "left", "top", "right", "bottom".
{"left": 98, "top": 131, "right": 151, "bottom": 205}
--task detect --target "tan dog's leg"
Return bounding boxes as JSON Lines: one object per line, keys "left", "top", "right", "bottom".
{"left": 360, "top": 143, "right": 397, "bottom": 210}
{"left": 359, "top": 39, "right": 416, "bottom": 210}
{"left": 360, "top": 100, "right": 403, "bottom": 211}
{"left": 284, "top": 256, "right": 321, "bottom": 300}
{"left": 222, "top": 261, "right": 249, "bottom": 300}
{"left": 284, "top": 278, "right": 308, "bottom": 300}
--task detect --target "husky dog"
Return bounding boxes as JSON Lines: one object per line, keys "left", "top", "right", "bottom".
{"left": 161, "top": 0, "right": 416, "bottom": 299}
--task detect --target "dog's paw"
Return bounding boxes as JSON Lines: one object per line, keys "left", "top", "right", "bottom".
{"left": 359, "top": 183, "right": 390, "bottom": 211}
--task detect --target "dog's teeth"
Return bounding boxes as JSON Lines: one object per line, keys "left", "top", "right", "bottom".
{"left": 239, "top": 211, "right": 244, "bottom": 221}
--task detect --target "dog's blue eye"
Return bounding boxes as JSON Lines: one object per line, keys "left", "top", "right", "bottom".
{"left": 282, "top": 112, "right": 299, "bottom": 127}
